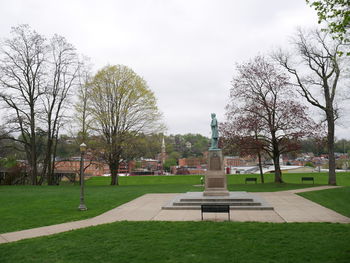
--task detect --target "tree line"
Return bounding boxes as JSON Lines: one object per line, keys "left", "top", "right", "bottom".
{"left": 1, "top": 1, "right": 349, "bottom": 186}
{"left": 0, "top": 25, "right": 162, "bottom": 185}
{"left": 221, "top": 25, "right": 349, "bottom": 185}
{"left": 221, "top": 0, "right": 349, "bottom": 185}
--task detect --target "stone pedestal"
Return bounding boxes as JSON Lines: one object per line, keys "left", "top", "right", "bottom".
{"left": 203, "top": 149, "right": 229, "bottom": 196}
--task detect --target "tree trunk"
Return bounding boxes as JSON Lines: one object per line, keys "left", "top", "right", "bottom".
{"left": 46, "top": 138, "right": 54, "bottom": 185}
{"left": 326, "top": 110, "right": 337, "bottom": 185}
{"left": 257, "top": 151, "right": 264, "bottom": 183}
{"left": 273, "top": 155, "right": 283, "bottom": 183}
{"left": 30, "top": 113, "right": 38, "bottom": 185}
{"left": 272, "top": 141, "right": 283, "bottom": 183}
{"left": 50, "top": 136, "right": 59, "bottom": 185}
{"left": 110, "top": 161, "right": 120, "bottom": 186}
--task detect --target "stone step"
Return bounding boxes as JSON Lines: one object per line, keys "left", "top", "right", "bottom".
{"left": 161, "top": 191, "right": 274, "bottom": 211}
{"left": 180, "top": 198, "right": 253, "bottom": 202}
{"left": 162, "top": 206, "right": 274, "bottom": 210}
{"left": 173, "top": 202, "right": 261, "bottom": 206}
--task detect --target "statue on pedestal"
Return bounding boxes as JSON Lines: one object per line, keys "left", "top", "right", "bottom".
{"left": 204, "top": 113, "right": 229, "bottom": 196}
{"left": 210, "top": 113, "right": 219, "bottom": 150}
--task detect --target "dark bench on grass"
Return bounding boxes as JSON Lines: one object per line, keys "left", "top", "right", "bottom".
{"left": 201, "top": 204, "right": 230, "bottom": 221}
{"left": 245, "top": 177, "right": 257, "bottom": 184}
{"left": 301, "top": 177, "right": 314, "bottom": 184}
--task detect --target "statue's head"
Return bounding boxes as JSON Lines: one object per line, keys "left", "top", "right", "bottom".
{"left": 211, "top": 113, "right": 216, "bottom": 118}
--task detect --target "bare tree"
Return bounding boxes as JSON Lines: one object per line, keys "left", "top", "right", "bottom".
{"left": 274, "top": 28, "right": 348, "bottom": 185}
{"left": 74, "top": 58, "right": 93, "bottom": 144}
{"left": 0, "top": 25, "right": 82, "bottom": 185}
{"left": 223, "top": 56, "right": 317, "bottom": 183}
{"left": 0, "top": 25, "right": 46, "bottom": 185}
{"left": 88, "top": 65, "right": 163, "bottom": 185}
{"left": 41, "top": 35, "right": 80, "bottom": 185}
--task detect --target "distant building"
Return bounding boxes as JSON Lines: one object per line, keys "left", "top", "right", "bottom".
{"left": 141, "top": 158, "right": 160, "bottom": 171}
{"left": 54, "top": 159, "right": 132, "bottom": 176}
{"left": 224, "top": 156, "right": 246, "bottom": 167}
{"left": 178, "top": 157, "right": 206, "bottom": 167}
{"left": 174, "top": 156, "right": 207, "bottom": 175}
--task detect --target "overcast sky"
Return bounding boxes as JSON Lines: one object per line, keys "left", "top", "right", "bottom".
{"left": 1, "top": 0, "right": 349, "bottom": 139}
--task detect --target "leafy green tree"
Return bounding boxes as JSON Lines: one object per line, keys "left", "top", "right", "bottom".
{"left": 307, "top": 0, "right": 350, "bottom": 45}
{"left": 87, "top": 65, "right": 163, "bottom": 185}
{"left": 334, "top": 139, "right": 350, "bottom": 153}
{"left": 168, "top": 151, "right": 181, "bottom": 160}
{"left": 55, "top": 135, "right": 80, "bottom": 159}
{"left": 167, "top": 133, "right": 209, "bottom": 158}
{"left": 300, "top": 137, "right": 327, "bottom": 155}
{"left": 163, "top": 158, "right": 177, "bottom": 172}
{"left": 305, "top": 161, "right": 315, "bottom": 167}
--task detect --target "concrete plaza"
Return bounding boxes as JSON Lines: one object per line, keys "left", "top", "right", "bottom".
{"left": 0, "top": 186, "right": 349, "bottom": 244}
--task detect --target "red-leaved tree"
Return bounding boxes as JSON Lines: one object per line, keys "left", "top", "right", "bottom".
{"left": 222, "top": 56, "right": 318, "bottom": 183}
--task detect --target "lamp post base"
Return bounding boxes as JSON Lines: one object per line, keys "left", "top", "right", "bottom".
{"left": 78, "top": 204, "right": 87, "bottom": 211}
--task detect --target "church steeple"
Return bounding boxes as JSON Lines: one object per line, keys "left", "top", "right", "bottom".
{"left": 161, "top": 137, "right": 166, "bottom": 164}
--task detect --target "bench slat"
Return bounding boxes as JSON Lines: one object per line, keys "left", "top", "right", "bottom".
{"left": 201, "top": 204, "right": 230, "bottom": 221}
{"left": 245, "top": 178, "right": 257, "bottom": 184}
{"left": 301, "top": 177, "right": 314, "bottom": 184}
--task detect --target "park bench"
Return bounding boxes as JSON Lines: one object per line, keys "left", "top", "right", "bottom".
{"left": 301, "top": 177, "right": 314, "bottom": 184}
{"left": 201, "top": 204, "right": 230, "bottom": 221}
{"left": 245, "top": 177, "right": 257, "bottom": 184}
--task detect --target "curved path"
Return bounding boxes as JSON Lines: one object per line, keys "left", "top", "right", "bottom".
{"left": 0, "top": 186, "right": 349, "bottom": 244}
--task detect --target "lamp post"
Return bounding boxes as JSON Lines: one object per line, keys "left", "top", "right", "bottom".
{"left": 78, "top": 142, "right": 87, "bottom": 211}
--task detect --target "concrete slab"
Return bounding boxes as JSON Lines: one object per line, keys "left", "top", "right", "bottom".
{"left": 281, "top": 186, "right": 343, "bottom": 194}
{"left": 0, "top": 235, "right": 8, "bottom": 244}
{"left": 231, "top": 210, "right": 285, "bottom": 223}
{"left": 256, "top": 191, "right": 350, "bottom": 223}
{"left": 162, "top": 191, "right": 273, "bottom": 210}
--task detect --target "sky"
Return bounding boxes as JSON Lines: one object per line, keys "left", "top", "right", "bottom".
{"left": 0, "top": 0, "right": 349, "bottom": 139}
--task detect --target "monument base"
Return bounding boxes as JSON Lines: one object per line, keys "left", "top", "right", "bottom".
{"left": 203, "top": 171, "right": 229, "bottom": 196}
{"left": 204, "top": 149, "right": 229, "bottom": 196}
{"left": 203, "top": 189, "right": 230, "bottom": 196}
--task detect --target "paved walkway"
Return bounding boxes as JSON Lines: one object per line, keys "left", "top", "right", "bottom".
{"left": 0, "top": 186, "right": 349, "bottom": 244}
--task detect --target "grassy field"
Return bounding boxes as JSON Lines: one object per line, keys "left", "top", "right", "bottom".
{"left": 0, "top": 172, "right": 349, "bottom": 234}
{"left": 88, "top": 172, "right": 350, "bottom": 191}
{"left": 0, "top": 183, "right": 197, "bottom": 234}
{"left": 102, "top": 172, "right": 350, "bottom": 186}
{"left": 0, "top": 221, "right": 349, "bottom": 263}
{"left": 299, "top": 186, "right": 350, "bottom": 217}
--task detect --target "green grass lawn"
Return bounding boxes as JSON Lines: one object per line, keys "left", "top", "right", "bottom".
{"left": 101, "top": 172, "right": 350, "bottom": 186}
{"left": 0, "top": 183, "right": 198, "bottom": 234}
{"left": 299, "top": 186, "right": 350, "bottom": 217}
{"left": 226, "top": 172, "right": 350, "bottom": 185}
{"left": 0, "top": 221, "right": 349, "bottom": 263}
{"left": 0, "top": 172, "right": 349, "bottom": 234}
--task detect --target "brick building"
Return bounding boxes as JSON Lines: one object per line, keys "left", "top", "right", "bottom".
{"left": 54, "top": 159, "right": 132, "bottom": 176}
{"left": 178, "top": 157, "right": 206, "bottom": 167}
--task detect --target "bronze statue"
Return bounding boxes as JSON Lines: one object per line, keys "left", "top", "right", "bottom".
{"left": 210, "top": 113, "right": 219, "bottom": 149}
